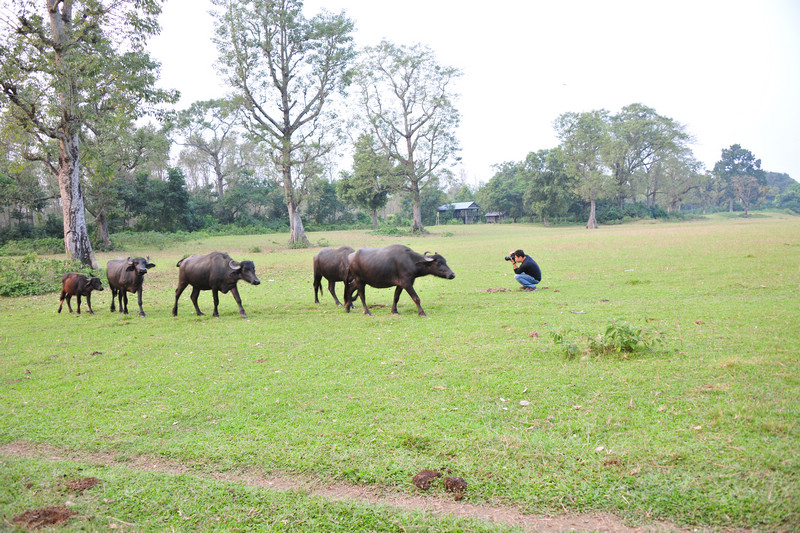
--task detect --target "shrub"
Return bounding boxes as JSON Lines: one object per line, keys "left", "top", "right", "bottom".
{"left": 0, "top": 254, "right": 101, "bottom": 297}
{"left": 551, "top": 319, "right": 664, "bottom": 359}
{"left": 0, "top": 238, "right": 65, "bottom": 256}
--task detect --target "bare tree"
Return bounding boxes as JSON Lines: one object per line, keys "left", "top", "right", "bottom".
{"left": 354, "top": 41, "right": 461, "bottom": 234}
{"left": 213, "top": 0, "right": 355, "bottom": 246}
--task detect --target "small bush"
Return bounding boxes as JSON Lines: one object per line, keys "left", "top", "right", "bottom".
{"left": 0, "top": 255, "right": 101, "bottom": 297}
{"left": 552, "top": 319, "right": 664, "bottom": 359}
{"left": 369, "top": 227, "right": 410, "bottom": 237}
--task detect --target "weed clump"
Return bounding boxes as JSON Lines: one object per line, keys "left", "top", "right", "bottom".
{"left": 552, "top": 319, "right": 664, "bottom": 359}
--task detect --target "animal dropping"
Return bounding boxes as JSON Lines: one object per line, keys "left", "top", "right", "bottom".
{"left": 412, "top": 469, "right": 442, "bottom": 490}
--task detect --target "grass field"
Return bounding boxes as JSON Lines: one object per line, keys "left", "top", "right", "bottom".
{"left": 1, "top": 214, "right": 799, "bottom": 531}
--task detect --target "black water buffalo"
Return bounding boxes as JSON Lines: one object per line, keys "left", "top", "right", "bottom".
{"left": 344, "top": 245, "right": 455, "bottom": 317}
{"left": 313, "top": 246, "right": 355, "bottom": 306}
{"left": 57, "top": 273, "right": 104, "bottom": 315}
{"left": 173, "top": 252, "right": 261, "bottom": 318}
{"left": 106, "top": 256, "right": 155, "bottom": 317}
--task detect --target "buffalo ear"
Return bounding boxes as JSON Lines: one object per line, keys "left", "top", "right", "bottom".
{"left": 125, "top": 257, "right": 135, "bottom": 271}
{"left": 146, "top": 263, "right": 156, "bottom": 269}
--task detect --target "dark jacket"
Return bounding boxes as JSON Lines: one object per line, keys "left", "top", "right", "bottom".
{"left": 514, "top": 256, "right": 541, "bottom": 282}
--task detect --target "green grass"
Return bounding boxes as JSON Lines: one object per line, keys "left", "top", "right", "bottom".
{"left": 1, "top": 214, "right": 799, "bottom": 531}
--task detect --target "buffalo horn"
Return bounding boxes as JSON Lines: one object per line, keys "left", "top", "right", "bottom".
{"left": 423, "top": 251, "right": 434, "bottom": 262}
{"left": 229, "top": 259, "right": 241, "bottom": 270}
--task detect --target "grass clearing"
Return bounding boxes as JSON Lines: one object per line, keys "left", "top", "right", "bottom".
{"left": 1, "top": 214, "right": 799, "bottom": 531}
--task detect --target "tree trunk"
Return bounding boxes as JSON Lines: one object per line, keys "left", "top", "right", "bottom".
{"left": 287, "top": 201, "right": 309, "bottom": 246}
{"left": 371, "top": 209, "right": 378, "bottom": 230}
{"left": 58, "top": 132, "right": 99, "bottom": 268}
{"left": 586, "top": 199, "right": 598, "bottom": 229}
{"left": 95, "top": 208, "right": 112, "bottom": 249}
{"left": 410, "top": 185, "right": 424, "bottom": 234}
{"left": 411, "top": 200, "right": 424, "bottom": 233}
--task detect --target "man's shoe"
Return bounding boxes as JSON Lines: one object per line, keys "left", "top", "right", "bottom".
{"left": 524, "top": 286, "right": 537, "bottom": 292}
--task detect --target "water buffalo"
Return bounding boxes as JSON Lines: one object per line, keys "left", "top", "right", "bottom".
{"left": 344, "top": 245, "right": 455, "bottom": 317}
{"left": 57, "top": 273, "right": 104, "bottom": 315}
{"left": 106, "top": 256, "right": 155, "bottom": 317}
{"left": 313, "top": 246, "right": 355, "bottom": 306}
{"left": 173, "top": 252, "right": 261, "bottom": 318}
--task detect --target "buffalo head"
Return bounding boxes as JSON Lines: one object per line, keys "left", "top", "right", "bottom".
{"left": 420, "top": 251, "right": 455, "bottom": 280}
{"left": 230, "top": 259, "right": 261, "bottom": 285}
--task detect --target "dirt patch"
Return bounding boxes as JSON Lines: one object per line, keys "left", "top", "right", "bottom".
{"left": 64, "top": 476, "right": 100, "bottom": 493}
{"left": 1, "top": 440, "right": 698, "bottom": 532}
{"left": 12, "top": 505, "right": 75, "bottom": 529}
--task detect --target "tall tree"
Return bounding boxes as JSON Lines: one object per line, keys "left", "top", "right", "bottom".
{"left": 555, "top": 110, "right": 611, "bottom": 229}
{"left": 337, "top": 134, "right": 394, "bottom": 229}
{"left": 213, "top": 0, "right": 355, "bottom": 246}
{"left": 170, "top": 98, "right": 243, "bottom": 200}
{"left": 0, "top": 0, "right": 176, "bottom": 267}
{"left": 606, "top": 104, "right": 690, "bottom": 209}
{"left": 522, "top": 148, "right": 574, "bottom": 226}
{"left": 479, "top": 161, "right": 529, "bottom": 222}
{"left": 652, "top": 152, "right": 703, "bottom": 212}
{"left": 713, "top": 144, "right": 767, "bottom": 217}
{"left": 354, "top": 41, "right": 461, "bottom": 233}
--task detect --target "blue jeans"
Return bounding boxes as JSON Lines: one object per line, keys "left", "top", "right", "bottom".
{"left": 515, "top": 273, "right": 540, "bottom": 288}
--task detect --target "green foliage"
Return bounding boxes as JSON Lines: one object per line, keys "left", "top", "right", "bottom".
{"left": 552, "top": 319, "right": 664, "bottom": 359}
{"left": 0, "top": 254, "right": 99, "bottom": 297}
{"left": 0, "top": 237, "right": 64, "bottom": 256}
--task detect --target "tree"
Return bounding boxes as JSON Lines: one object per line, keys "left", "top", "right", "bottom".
{"left": 306, "top": 178, "right": 344, "bottom": 224}
{"left": 652, "top": 152, "right": 703, "bottom": 212}
{"left": 170, "top": 98, "right": 244, "bottom": 200}
{"left": 354, "top": 41, "right": 461, "bottom": 233}
{"left": 713, "top": 144, "right": 767, "bottom": 217}
{"left": 479, "top": 161, "right": 529, "bottom": 222}
{"left": 213, "top": 0, "right": 355, "bottom": 246}
{"left": 555, "top": 110, "right": 611, "bottom": 229}
{"left": 0, "top": 0, "right": 176, "bottom": 267}
{"left": 606, "top": 104, "right": 691, "bottom": 209}
{"left": 82, "top": 123, "right": 170, "bottom": 247}
{"left": 522, "top": 148, "right": 574, "bottom": 226}
{"left": 337, "top": 134, "right": 394, "bottom": 229}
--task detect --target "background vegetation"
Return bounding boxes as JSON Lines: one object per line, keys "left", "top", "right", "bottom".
{"left": 1, "top": 216, "right": 798, "bottom": 531}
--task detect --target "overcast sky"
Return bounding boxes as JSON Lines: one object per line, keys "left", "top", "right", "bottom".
{"left": 149, "top": 0, "right": 800, "bottom": 185}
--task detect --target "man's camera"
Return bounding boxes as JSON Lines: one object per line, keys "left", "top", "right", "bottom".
{"left": 504, "top": 255, "right": 512, "bottom": 261}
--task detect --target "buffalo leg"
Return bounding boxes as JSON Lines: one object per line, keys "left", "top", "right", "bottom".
{"left": 328, "top": 280, "right": 342, "bottom": 306}
{"left": 211, "top": 289, "right": 221, "bottom": 317}
{"left": 358, "top": 283, "right": 371, "bottom": 316}
{"left": 65, "top": 294, "right": 74, "bottom": 313}
{"left": 110, "top": 289, "right": 116, "bottom": 312}
{"left": 120, "top": 291, "right": 128, "bottom": 315}
{"left": 172, "top": 282, "right": 188, "bottom": 316}
{"left": 190, "top": 286, "right": 204, "bottom": 316}
{"left": 136, "top": 289, "right": 146, "bottom": 318}
{"left": 313, "top": 273, "right": 322, "bottom": 304}
{"left": 76, "top": 294, "right": 82, "bottom": 314}
{"left": 229, "top": 286, "right": 248, "bottom": 318}
{"left": 402, "top": 285, "right": 426, "bottom": 317}
{"left": 85, "top": 293, "right": 94, "bottom": 315}
{"left": 58, "top": 291, "right": 67, "bottom": 313}
{"left": 391, "top": 286, "right": 404, "bottom": 315}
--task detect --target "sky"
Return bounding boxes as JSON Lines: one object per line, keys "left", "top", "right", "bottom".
{"left": 148, "top": 0, "right": 800, "bottom": 186}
